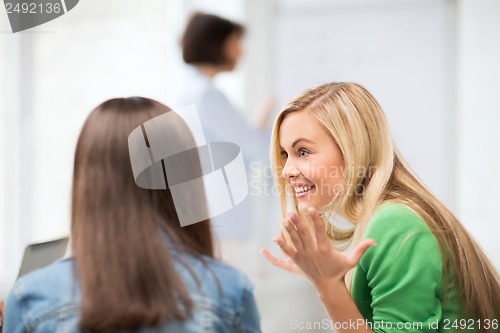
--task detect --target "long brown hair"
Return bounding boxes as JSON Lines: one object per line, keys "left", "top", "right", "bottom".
{"left": 271, "top": 83, "right": 499, "bottom": 331}
{"left": 71, "top": 97, "right": 214, "bottom": 330}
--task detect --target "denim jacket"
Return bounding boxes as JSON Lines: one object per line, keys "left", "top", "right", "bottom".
{"left": 4, "top": 251, "right": 261, "bottom": 333}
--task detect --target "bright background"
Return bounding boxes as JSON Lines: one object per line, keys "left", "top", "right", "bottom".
{"left": 1, "top": 0, "right": 499, "bottom": 332}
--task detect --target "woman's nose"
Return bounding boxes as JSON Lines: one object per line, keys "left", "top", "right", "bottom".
{"left": 282, "top": 160, "right": 300, "bottom": 179}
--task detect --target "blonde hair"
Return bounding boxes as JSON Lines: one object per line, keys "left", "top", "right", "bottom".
{"left": 270, "top": 82, "right": 499, "bottom": 331}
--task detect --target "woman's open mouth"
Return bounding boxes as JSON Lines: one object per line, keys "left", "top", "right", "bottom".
{"left": 294, "top": 184, "right": 315, "bottom": 199}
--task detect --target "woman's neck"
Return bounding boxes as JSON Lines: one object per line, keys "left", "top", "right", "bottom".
{"left": 195, "top": 64, "right": 223, "bottom": 79}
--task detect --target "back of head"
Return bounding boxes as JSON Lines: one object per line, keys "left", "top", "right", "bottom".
{"left": 181, "top": 12, "right": 244, "bottom": 66}
{"left": 71, "top": 97, "right": 214, "bottom": 330}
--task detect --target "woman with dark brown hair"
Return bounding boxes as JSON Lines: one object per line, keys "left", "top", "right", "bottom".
{"left": 4, "top": 97, "right": 261, "bottom": 332}
{"left": 175, "top": 12, "right": 273, "bottom": 239}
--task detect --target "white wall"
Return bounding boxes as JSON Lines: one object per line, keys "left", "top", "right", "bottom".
{"left": 0, "top": 0, "right": 172, "bottom": 295}
{"left": 457, "top": 0, "right": 500, "bottom": 268}
{"left": 0, "top": 17, "right": 7, "bottom": 276}
{"left": 274, "top": 0, "right": 456, "bottom": 210}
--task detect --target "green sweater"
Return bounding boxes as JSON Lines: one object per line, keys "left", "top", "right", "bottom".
{"left": 351, "top": 204, "right": 475, "bottom": 333}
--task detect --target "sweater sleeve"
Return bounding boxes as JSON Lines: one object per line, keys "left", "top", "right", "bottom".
{"left": 355, "top": 204, "right": 444, "bottom": 333}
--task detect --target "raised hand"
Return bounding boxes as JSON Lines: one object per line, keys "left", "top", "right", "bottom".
{"left": 260, "top": 245, "right": 305, "bottom": 276}
{"left": 262, "top": 207, "right": 376, "bottom": 289}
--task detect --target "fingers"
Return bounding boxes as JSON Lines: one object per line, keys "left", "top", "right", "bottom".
{"left": 261, "top": 248, "right": 290, "bottom": 272}
{"left": 290, "top": 211, "right": 312, "bottom": 243}
{"left": 283, "top": 215, "right": 305, "bottom": 252}
{"left": 260, "top": 244, "right": 293, "bottom": 272}
{"left": 283, "top": 209, "right": 328, "bottom": 252}
{"left": 278, "top": 245, "right": 290, "bottom": 259}
{"left": 306, "top": 207, "right": 330, "bottom": 248}
{"left": 346, "top": 238, "right": 377, "bottom": 268}
{"left": 261, "top": 247, "right": 305, "bottom": 276}
{"left": 275, "top": 231, "right": 297, "bottom": 258}
{"left": 261, "top": 248, "right": 286, "bottom": 268}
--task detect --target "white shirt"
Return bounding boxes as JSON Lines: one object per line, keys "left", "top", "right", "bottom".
{"left": 172, "top": 65, "right": 270, "bottom": 239}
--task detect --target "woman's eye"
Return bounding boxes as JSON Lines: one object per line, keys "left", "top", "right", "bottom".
{"left": 298, "top": 149, "right": 309, "bottom": 157}
{"left": 280, "top": 151, "right": 288, "bottom": 159}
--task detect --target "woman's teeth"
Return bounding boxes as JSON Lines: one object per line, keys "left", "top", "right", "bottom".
{"left": 295, "top": 185, "right": 315, "bottom": 193}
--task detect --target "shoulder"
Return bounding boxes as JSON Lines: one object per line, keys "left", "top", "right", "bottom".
{"left": 174, "top": 254, "right": 258, "bottom": 329}
{"left": 177, "top": 254, "right": 254, "bottom": 299}
{"left": 352, "top": 208, "right": 447, "bottom": 325}
{"left": 204, "top": 256, "right": 251, "bottom": 281}
{"left": 360, "top": 203, "right": 442, "bottom": 270}
{"left": 10, "top": 257, "right": 76, "bottom": 299}
{"left": 199, "top": 85, "right": 232, "bottom": 109}
{"left": 211, "top": 257, "right": 254, "bottom": 293}
{"left": 365, "top": 203, "right": 431, "bottom": 240}
{"left": 5, "top": 258, "right": 80, "bottom": 330}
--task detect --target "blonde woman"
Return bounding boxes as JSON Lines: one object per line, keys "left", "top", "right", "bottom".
{"left": 262, "top": 82, "right": 499, "bottom": 333}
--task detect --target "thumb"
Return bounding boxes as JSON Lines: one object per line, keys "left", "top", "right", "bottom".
{"left": 346, "top": 239, "right": 377, "bottom": 267}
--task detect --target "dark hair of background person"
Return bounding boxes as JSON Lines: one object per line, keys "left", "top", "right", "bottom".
{"left": 71, "top": 97, "right": 214, "bottom": 331}
{"left": 181, "top": 12, "right": 244, "bottom": 66}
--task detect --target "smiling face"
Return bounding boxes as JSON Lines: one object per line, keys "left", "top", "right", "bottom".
{"left": 279, "top": 110, "right": 344, "bottom": 213}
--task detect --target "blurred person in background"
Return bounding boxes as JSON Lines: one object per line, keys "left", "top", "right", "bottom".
{"left": 4, "top": 97, "right": 261, "bottom": 332}
{"left": 175, "top": 12, "right": 273, "bottom": 239}
{"left": 263, "top": 82, "right": 500, "bottom": 333}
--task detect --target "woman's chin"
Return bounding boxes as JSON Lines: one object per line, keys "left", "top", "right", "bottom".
{"left": 297, "top": 198, "right": 328, "bottom": 214}
{"left": 297, "top": 201, "right": 312, "bottom": 213}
